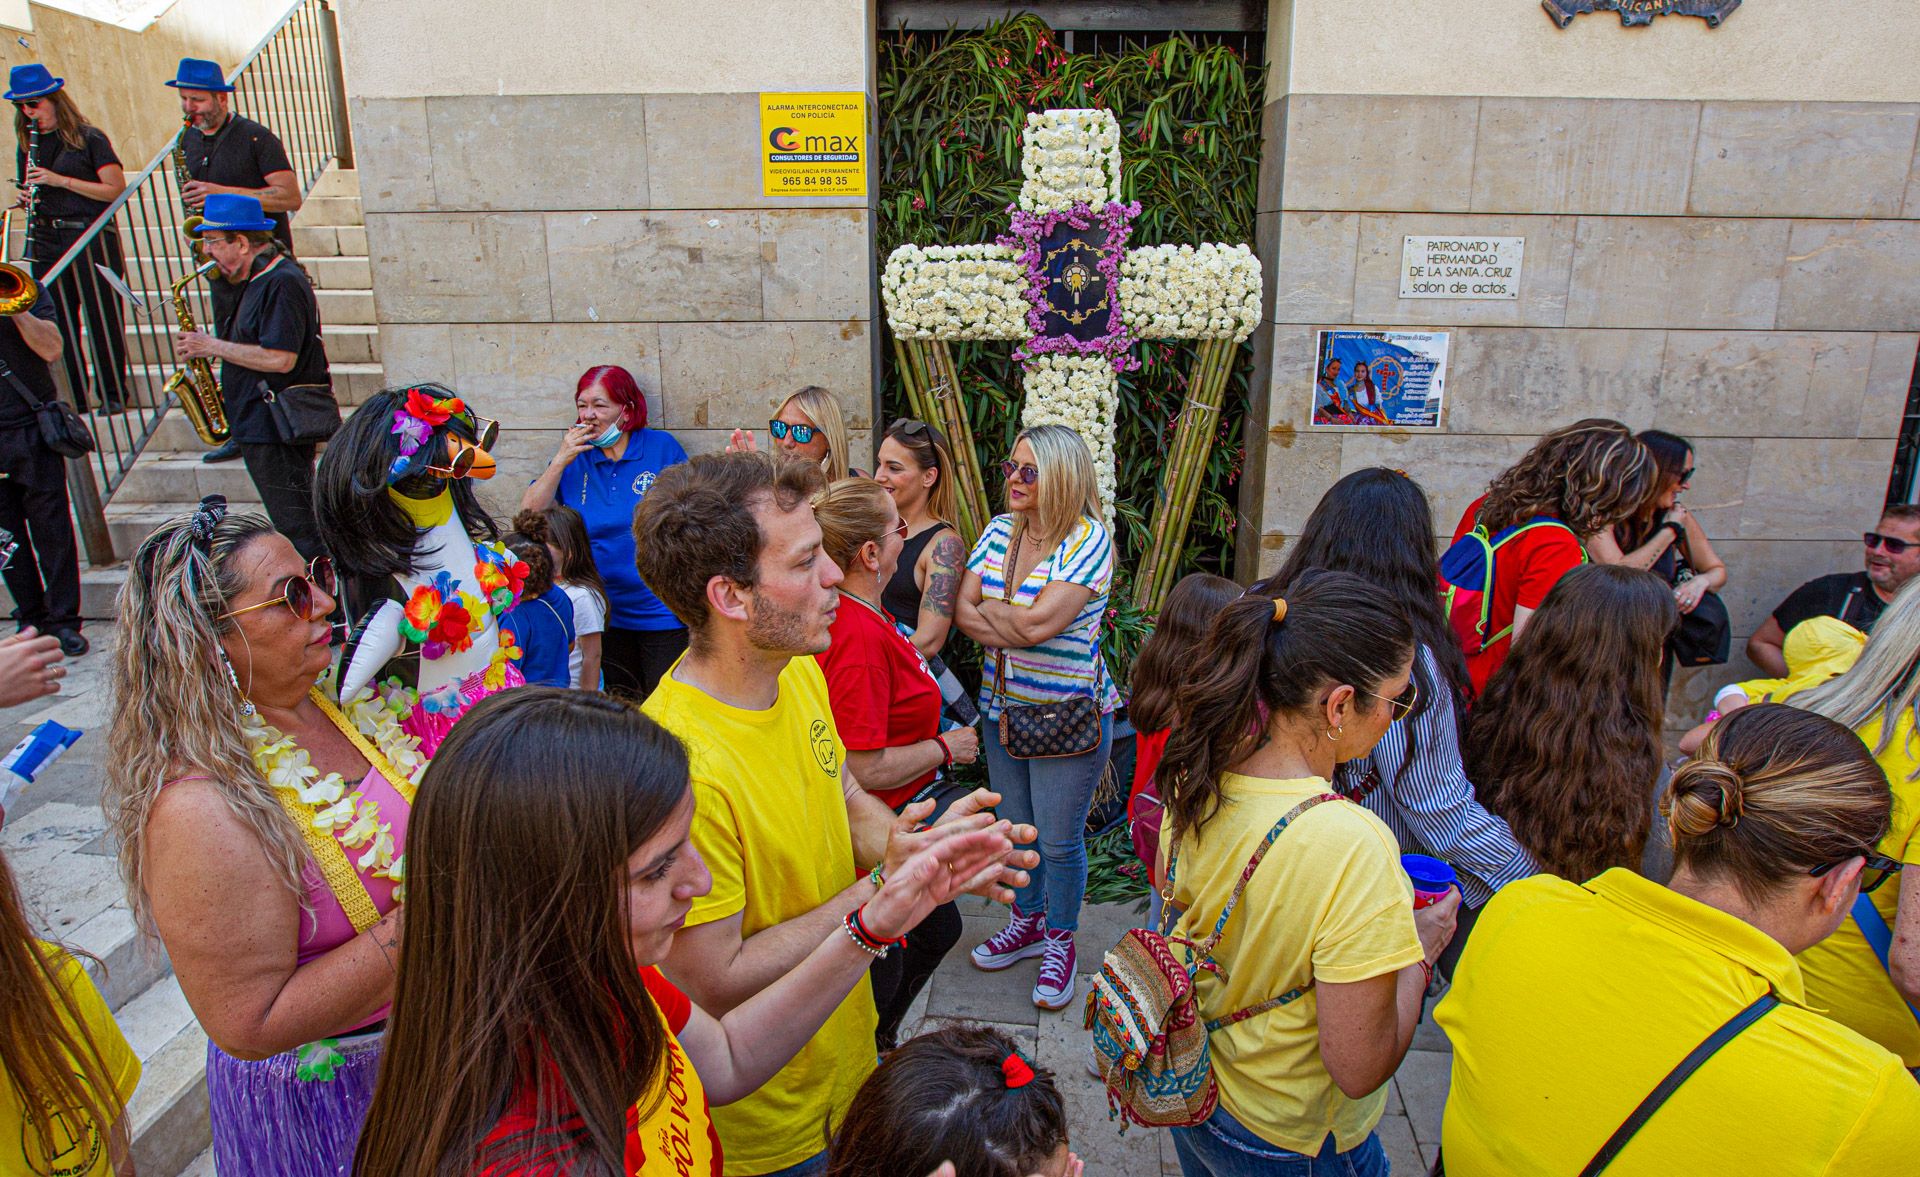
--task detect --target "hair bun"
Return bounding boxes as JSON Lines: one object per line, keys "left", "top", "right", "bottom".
{"left": 1666, "top": 758, "right": 1746, "bottom": 838}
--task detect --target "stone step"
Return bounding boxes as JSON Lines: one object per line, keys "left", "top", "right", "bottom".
{"left": 114, "top": 452, "right": 272, "bottom": 507}
{"left": 122, "top": 321, "right": 382, "bottom": 364}
{"left": 121, "top": 974, "right": 211, "bottom": 1177}
{"left": 291, "top": 224, "right": 368, "bottom": 258}
{"left": 106, "top": 501, "right": 245, "bottom": 554}
{"left": 106, "top": 286, "right": 375, "bottom": 325}
{"left": 112, "top": 254, "right": 371, "bottom": 290}
{"left": 0, "top": 563, "right": 126, "bottom": 620}
{"left": 291, "top": 195, "right": 364, "bottom": 228}
{"left": 309, "top": 168, "right": 360, "bottom": 199}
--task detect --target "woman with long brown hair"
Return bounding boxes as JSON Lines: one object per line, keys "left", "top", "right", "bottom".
{"left": 0, "top": 848, "right": 138, "bottom": 1177}
{"left": 5, "top": 64, "right": 128, "bottom": 413}
{"left": 1155, "top": 570, "right": 1456, "bottom": 1176}
{"left": 1466, "top": 563, "right": 1677, "bottom": 881}
{"left": 354, "top": 688, "right": 1013, "bottom": 1176}
{"left": 873, "top": 418, "right": 966, "bottom": 657}
{"left": 1444, "top": 419, "right": 1656, "bottom": 693}
{"left": 1439, "top": 704, "right": 1920, "bottom": 1172}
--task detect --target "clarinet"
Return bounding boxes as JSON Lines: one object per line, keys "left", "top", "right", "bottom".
{"left": 19, "top": 122, "right": 38, "bottom": 277}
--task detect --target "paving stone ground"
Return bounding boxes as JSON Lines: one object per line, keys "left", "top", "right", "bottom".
{"left": 7, "top": 626, "right": 1453, "bottom": 1175}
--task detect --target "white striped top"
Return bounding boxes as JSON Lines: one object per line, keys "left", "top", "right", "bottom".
{"left": 969, "top": 513, "right": 1120, "bottom": 721}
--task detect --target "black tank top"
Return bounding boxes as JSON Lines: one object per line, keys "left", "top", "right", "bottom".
{"left": 882, "top": 522, "right": 952, "bottom": 632}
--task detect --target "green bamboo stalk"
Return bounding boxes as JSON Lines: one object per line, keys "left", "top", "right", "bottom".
{"left": 1135, "top": 336, "right": 1234, "bottom": 612}
{"left": 934, "top": 342, "right": 992, "bottom": 546}
{"left": 893, "top": 336, "right": 936, "bottom": 427}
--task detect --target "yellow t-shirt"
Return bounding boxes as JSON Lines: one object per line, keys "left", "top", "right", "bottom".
{"left": 1160, "top": 775, "right": 1422, "bottom": 1154}
{"left": 1436, "top": 870, "right": 1920, "bottom": 1175}
{"left": 1790, "top": 705, "right": 1920, "bottom": 1064}
{"left": 642, "top": 656, "right": 876, "bottom": 1176}
{"left": 3, "top": 944, "right": 140, "bottom": 1177}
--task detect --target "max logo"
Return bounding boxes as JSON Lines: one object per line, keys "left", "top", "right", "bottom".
{"left": 768, "top": 126, "right": 861, "bottom": 154}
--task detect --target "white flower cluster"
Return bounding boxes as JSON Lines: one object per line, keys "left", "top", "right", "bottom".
{"left": 1119, "top": 243, "right": 1263, "bottom": 342}
{"left": 881, "top": 243, "right": 1029, "bottom": 340}
{"left": 1021, "top": 353, "right": 1119, "bottom": 523}
{"left": 1019, "top": 108, "right": 1124, "bottom": 212}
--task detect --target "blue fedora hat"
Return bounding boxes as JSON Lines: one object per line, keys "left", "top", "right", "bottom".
{"left": 3, "top": 64, "right": 63, "bottom": 103}
{"left": 166, "top": 57, "right": 234, "bottom": 94}
{"left": 194, "top": 193, "right": 275, "bottom": 234}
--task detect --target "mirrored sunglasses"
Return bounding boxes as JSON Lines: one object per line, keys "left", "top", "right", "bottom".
{"left": 768, "top": 419, "right": 817, "bottom": 445}
{"left": 220, "top": 556, "right": 335, "bottom": 622}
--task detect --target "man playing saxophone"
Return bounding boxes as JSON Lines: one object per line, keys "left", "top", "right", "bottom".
{"left": 173, "top": 194, "right": 330, "bottom": 563}
{"left": 168, "top": 56, "right": 302, "bottom": 463}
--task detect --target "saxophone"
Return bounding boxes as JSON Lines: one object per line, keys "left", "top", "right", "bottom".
{"left": 173, "top": 115, "right": 204, "bottom": 260}
{"left": 163, "top": 260, "right": 228, "bottom": 445}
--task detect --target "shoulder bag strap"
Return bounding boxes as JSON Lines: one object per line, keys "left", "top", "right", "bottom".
{"left": 1191, "top": 793, "right": 1341, "bottom": 961}
{"left": 990, "top": 528, "right": 1021, "bottom": 710}
{"left": 0, "top": 357, "right": 45, "bottom": 409}
{"left": 1850, "top": 891, "right": 1920, "bottom": 1022}
{"left": 1577, "top": 992, "right": 1780, "bottom": 1177}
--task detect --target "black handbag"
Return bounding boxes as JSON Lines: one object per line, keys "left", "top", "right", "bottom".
{"left": 990, "top": 528, "right": 1101, "bottom": 760}
{"left": 0, "top": 363, "right": 93, "bottom": 459}
{"left": 261, "top": 380, "right": 340, "bottom": 445}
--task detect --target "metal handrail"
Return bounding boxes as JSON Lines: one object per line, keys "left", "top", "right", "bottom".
{"left": 37, "top": 0, "right": 352, "bottom": 564}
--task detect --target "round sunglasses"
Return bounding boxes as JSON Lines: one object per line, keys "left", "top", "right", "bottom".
{"left": 219, "top": 555, "right": 336, "bottom": 622}
{"left": 1000, "top": 459, "right": 1039, "bottom": 485}
{"left": 768, "top": 419, "right": 818, "bottom": 445}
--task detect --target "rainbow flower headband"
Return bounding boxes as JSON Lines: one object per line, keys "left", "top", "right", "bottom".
{"left": 387, "top": 386, "right": 469, "bottom": 485}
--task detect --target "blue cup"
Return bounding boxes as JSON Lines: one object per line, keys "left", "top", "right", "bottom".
{"left": 1402, "top": 853, "right": 1457, "bottom": 909}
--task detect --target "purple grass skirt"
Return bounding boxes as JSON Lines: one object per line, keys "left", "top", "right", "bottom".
{"left": 206, "top": 1029, "right": 383, "bottom": 1176}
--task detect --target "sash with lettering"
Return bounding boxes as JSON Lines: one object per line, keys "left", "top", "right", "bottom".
{"left": 627, "top": 968, "right": 722, "bottom": 1176}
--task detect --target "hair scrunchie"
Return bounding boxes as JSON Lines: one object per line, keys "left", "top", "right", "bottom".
{"left": 1271, "top": 597, "right": 1288, "bottom": 624}
{"left": 1000, "top": 1051, "right": 1035, "bottom": 1089}
{"left": 187, "top": 494, "right": 228, "bottom": 553}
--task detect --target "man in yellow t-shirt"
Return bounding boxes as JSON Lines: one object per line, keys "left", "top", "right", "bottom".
{"left": 3, "top": 946, "right": 141, "bottom": 1177}
{"left": 1438, "top": 869, "right": 1920, "bottom": 1174}
{"left": 638, "top": 450, "right": 1033, "bottom": 1177}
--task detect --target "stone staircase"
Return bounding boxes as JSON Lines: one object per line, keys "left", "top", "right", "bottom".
{"left": 102, "top": 166, "right": 382, "bottom": 562}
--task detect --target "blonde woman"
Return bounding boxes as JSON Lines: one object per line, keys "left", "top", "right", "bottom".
{"left": 105, "top": 500, "right": 411, "bottom": 1175}
{"left": 874, "top": 418, "right": 966, "bottom": 657}
{"left": 1783, "top": 578, "right": 1920, "bottom": 1067}
{"left": 728, "top": 385, "right": 859, "bottom": 481}
{"left": 956, "top": 424, "right": 1117, "bottom": 1010}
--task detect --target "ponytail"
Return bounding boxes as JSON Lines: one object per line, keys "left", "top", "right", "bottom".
{"left": 1156, "top": 569, "right": 1413, "bottom": 837}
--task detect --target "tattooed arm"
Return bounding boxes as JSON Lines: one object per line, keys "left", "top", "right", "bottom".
{"left": 908, "top": 530, "right": 963, "bottom": 657}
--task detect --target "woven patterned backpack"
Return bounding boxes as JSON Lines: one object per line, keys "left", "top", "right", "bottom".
{"left": 1084, "top": 793, "right": 1337, "bottom": 1129}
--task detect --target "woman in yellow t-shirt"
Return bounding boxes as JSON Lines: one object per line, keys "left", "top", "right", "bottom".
{"left": 1156, "top": 570, "right": 1459, "bottom": 1175}
{"left": 1437, "top": 704, "right": 1920, "bottom": 1174}
{"left": 1783, "top": 577, "right": 1920, "bottom": 1064}
{"left": 0, "top": 849, "right": 140, "bottom": 1177}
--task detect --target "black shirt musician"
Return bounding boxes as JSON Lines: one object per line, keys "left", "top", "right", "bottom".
{"left": 174, "top": 195, "right": 330, "bottom": 563}
{"left": 0, "top": 282, "right": 87, "bottom": 655}
{"left": 6, "top": 64, "right": 128, "bottom": 415}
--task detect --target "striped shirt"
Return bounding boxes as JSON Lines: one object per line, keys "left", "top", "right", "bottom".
{"left": 1334, "top": 644, "right": 1537, "bottom": 907}
{"left": 969, "top": 514, "right": 1120, "bottom": 721}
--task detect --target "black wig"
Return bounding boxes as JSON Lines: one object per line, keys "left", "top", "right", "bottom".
{"left": 314, "top": 385, "right": 500, "bottom": 584}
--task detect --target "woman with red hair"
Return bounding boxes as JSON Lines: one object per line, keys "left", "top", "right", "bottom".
{"left": 522, "top": 365, "right": 689, "bottom": 698}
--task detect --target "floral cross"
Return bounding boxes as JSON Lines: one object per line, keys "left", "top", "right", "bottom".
{"left": 883, "top": 109, "right": 1261, "bottom": 525}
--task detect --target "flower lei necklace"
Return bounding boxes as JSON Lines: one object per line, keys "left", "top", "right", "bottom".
{"left": 398, "top": 539, "right": 529, "bottom": 662}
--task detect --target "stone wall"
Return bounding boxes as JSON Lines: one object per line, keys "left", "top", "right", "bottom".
{"left": 1244, "top": 3, "right": 1920, "bottom": 719}
{"left": 337, "top": 0, "right": 877, "bottom": 520}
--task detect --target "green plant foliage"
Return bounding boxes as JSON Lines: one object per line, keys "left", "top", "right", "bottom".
{"left": 876, "top": 15, "right": 1265, "bottom": 687}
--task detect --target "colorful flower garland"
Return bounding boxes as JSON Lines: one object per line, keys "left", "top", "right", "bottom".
{"left": 398, "top": 541, "right": 528, "bottom": 662}
{"left": 387, "top": 386, "right": 468, "bottom": 485}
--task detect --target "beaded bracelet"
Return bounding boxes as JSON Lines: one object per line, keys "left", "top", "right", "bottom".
{"left": 843, "top": 905, "right": 902, "bottom": 957}
{"left": 841, "top": 916, "right": 887, "bottom": 958}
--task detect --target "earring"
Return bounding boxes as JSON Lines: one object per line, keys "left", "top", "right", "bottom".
{"left": 220, "top": 650, "right": 256, "bottom": 717}
{"left": 1325, "top": 727, "right": 1341, "bottom": 742}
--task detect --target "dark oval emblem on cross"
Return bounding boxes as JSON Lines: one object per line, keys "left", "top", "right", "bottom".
{"left": 1543, "top": 0, "right": 1739, "bottom": 26}
{"left": 1038, "top": 223, "right": 1117, "bottom": 341}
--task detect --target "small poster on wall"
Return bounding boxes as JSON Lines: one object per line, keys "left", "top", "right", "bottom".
{"left": 1310, "top": 329, "right": 1450, "bottom": 429}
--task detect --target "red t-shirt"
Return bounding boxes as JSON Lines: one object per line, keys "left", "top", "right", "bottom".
{"left": 475, "top": 966, "right": 722, "bottom": 1176}
{"left": 816, "top": 593, "right": 943, "bottom": 809}
{"left": 1447, "top": 495, "right": 1585, "bottom": 696}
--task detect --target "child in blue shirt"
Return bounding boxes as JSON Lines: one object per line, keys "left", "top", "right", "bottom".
{"left": 498, "top": 534, "right": 576, "bottom": 688}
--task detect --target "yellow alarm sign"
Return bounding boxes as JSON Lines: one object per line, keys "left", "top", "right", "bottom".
{"left": 760, "top": 92, "right": 867, "bottom": 197}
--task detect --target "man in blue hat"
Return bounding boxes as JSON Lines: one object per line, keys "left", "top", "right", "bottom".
{"left": 169, "top": 57, "right": 303, "bottom": 462}
{"left": 174, "top": 194, "right": 332, "bottom": 563}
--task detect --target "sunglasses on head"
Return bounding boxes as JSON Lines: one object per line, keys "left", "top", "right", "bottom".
{"left": 219, "top": 555, "right": 336, "bottom": 623}
{"left": 1000, "top": 459, "right": 1039, "bottom": 485}
{"left": 1865, "top": 531, "right": 1915, "bottom": 556}
{"left": 1809, "top": 851, "right": 1903, "bottom": 895}
{"left": 768, "top": 419, "right": 817, "bottom": 445}
{"left": 1365, "top": 677, "right": 1420, "bottom": 722}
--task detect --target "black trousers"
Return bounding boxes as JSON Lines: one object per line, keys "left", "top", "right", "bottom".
{"left": 600, "top": 624, "right": 688, "bottom": 701}
{"left": 0, "top": 424, "right": 80, "bottom": 631}
{"left": 869, "top": 900, "right": 963, "bottom": 1051}
{"left": 34, "top": 230, "right": 127, "bottom": 413}
{"left": 238, "top": 441, "right": 323, "bottom": 562}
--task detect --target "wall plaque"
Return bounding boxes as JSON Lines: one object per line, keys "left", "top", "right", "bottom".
{"left": 1544, "top": 0, "right": 1740, "bottom": 28}
{"left": 1401, "top": 236, "right": 1524, "bottom": 301}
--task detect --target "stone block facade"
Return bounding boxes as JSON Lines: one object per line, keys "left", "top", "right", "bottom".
{"left": 1240, "top": 90, "right": 1920, "bottom": 720}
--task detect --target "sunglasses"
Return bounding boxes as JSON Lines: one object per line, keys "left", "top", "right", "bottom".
{"left": 1809, "top": 852, "right": 1903, "bottom": 895}
{"left": 768, "top": 419, "right": 817, "bottom": 445}
{"left": 12, "top": 99, "right": 44, "bottom": 111}
{"left": 220, "top": 555, "right": 336, "bottom": 622}
{"left": 890, "top": 517, "right": 909, "bottom": 541}
{"left": 1365, "top": 677, "right": 1420, "bottom": 722}
{"left": 1864, "top": 531, "right": 1915, "bottom": 556}
{"left": 1000, "top": 459, "right": 1039, "bottom": 485}
{"left": 894, "top": 418, "right": 930, "bottom": 437}
{"left": 1677, "top": 467, "right": 1695, "bottom": 483}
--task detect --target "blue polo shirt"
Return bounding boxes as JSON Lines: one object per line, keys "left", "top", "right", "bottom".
{"left": 553, "top": 428, "right": 688, "bottom": 631}
{"left": 500, "top": 585, "right": 577, "bottom": 688}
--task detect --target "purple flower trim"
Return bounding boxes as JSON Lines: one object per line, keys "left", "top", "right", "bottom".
{"left": 997, "top": 200, "right": 1143, "bottom": 374}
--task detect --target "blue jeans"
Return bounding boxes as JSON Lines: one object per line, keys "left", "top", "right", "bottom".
{"left": 1172, "top": 1106, "right": 1390, "bottom": 1177}
{"left": 753, "top": 1149, "right": 828, "bottom": 1177}
{"left": 983, "top": 711, "right": 1112, "bottom": 933}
